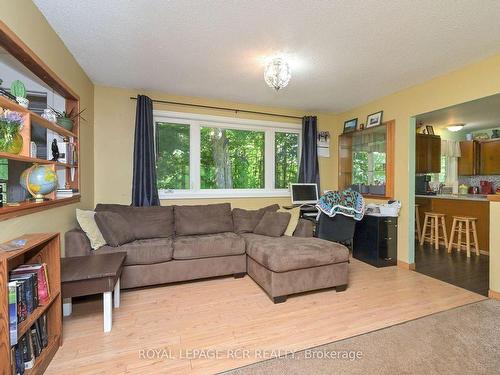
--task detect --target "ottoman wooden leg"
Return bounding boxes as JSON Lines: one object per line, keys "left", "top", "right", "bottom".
{"left": 272, "top": 295, "right": 287, "bottom": 304}
{"left": 63, "top": 298, "right": 72, "bottom": 317}
{"left": 114, "top": 278, "right": 120, "bottom": 309}
{"left": 336, "top": 284, "right": 348, "bottom": 292}
{"left": 103, "top": 291, "right": 112, "bottom": 333}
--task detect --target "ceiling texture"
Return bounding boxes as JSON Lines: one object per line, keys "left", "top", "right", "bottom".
{"left": 33, "top": 0, "right": 500, "bottom": 113}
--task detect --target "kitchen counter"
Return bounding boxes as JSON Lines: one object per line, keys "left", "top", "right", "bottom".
{"left": 415, "top": 194, "right": 491, "bottom": 201}
{"left": 415, "top": 196, "right": 490, "bottom": 253}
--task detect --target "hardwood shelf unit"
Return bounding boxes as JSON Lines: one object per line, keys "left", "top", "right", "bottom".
{"left": 0, "top": 233, "right": 62, "bottom": 375}
{"left": 0, "top": 21, "right": 81, "bottom": 221}
{"left": 0, "top": 196, "right": 80, "bottom": 222}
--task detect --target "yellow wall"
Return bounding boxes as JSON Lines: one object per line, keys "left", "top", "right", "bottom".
{"left": 335, "top": 53, "right": 500, "bottom": 292}
{"left": 489, "top": 202, "right": 500, "bottom": 294}
{"left": 0, "top": 0, "right": 94, "bottom": 251}
{"left": 93, "top": 86, "right": 337, "bottom": 209}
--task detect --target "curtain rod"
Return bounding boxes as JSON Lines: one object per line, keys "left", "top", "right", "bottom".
{"left": 129, "top": 97, "right": 303, "bottom": 120}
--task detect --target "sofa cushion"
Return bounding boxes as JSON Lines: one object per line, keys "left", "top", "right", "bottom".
{"left": 95, "top": 204, "right": 174, "bottom": 239}
{"left": 232, "top": 204, "right": 280, "bottom": 234}
{"left": 242, "top": 233, "right": 349, "bottom": 272}
{"left": 76, "top": 209, "right": 106, "bottom": 250}
{"left": 173, "top": 232, "right": 245, "bottom": 260}
{"left": 95, "top": 211, "right": 136, "bottom": 246}
{"left": 253, "top": 211, "right": 291, "bottom": 237}
{"left": 277, "top": 207, "right": 301, "bottom": 236}
{"left": 96, "top": 237, "right": 173, "bottom": 265}
{"left": 175, "top": 203, "right": 233, "bottom": 236}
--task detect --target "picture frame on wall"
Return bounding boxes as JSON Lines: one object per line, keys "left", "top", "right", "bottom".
{"left": 366, "top": 111, "right": 383, "bottom": 128}
{"left": 343, "top": 118, "right": 358, "bottom": 133}
{"left": 426, "top": 125, "right": 435, "bottom": 135}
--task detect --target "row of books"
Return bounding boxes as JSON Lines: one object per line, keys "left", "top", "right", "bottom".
{"left": 8, "top": 264, "right": 51, "bottom": 346}
{"left": 56, "top": 189, "right": 77, "bottom": 199}
{"left": 10, "top": 314, "right": 48, "bottom": 375}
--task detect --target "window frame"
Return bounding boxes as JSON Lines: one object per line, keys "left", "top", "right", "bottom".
{"left": 154, "top": 111, "right": 301, "bottom": 199}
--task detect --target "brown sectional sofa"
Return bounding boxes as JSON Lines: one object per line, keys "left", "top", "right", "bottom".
{"left": 65, "top": 203, "right": 349, "bottom": 303}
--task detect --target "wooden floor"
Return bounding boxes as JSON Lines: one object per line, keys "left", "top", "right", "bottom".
{"left": 46, "top": 259, "right": 485, "bottom": 375}
{"left": 415, "top": 243, "right": 490, "bottom": 296}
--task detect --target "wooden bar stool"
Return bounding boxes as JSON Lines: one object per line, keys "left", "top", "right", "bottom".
{"left": 420, "top": 212, "right": 448, "bottom": 250}
{"left": 447, "top": 216, "right": 480, "bottom": 257}
{"left": 415, "top": 204, "right": 422, "bottom": 243}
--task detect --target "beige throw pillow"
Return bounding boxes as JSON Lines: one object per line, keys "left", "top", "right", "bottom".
{"left": 76, "top": 209, "right": 107, "bottom": 250}
{"left": 278, "top": 207, "right": 301, "bottom": 236}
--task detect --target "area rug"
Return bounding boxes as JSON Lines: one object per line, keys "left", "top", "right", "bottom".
{"left": 221, "top": 299, "right": 500, "bottom": 375}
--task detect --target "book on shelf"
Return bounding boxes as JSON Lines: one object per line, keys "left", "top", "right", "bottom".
{"left": 11, "top": 264, "right": 50, "bottom": 304}
{"left": 56, "top": 188, "right": 74, "bottom": 198}
{"left": 8, "top": 282, "right": 18, "bottom": 346}
{"left": 8, "top": 263, "right": 51, "bottom": 350}
{"left": 11, "top": 313, "right": 49, "bottom": 373}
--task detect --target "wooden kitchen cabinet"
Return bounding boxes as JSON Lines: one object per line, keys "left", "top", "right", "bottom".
{"left": 479, "top": 139, "right": 500, "bottom": 175}
{"left": 458, "top": 140, "right": 480, "bottom": 176}
{"left": 416, "top": 134, "right": 441, "bottom": 173}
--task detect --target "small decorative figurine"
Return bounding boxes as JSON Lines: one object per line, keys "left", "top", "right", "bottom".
{"left": 51, "top": 139, "right": 60, "bottom": 161}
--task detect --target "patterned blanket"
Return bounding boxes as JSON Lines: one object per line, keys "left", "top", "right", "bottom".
{"left": 316, "top": 189, "right": 365, "bottom": 221}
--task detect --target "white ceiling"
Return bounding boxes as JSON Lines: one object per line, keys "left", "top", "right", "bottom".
{"left": 416, "top": 93, "right": 500, "bottom": 132}
{"left": 33, "top": 0, "right": 500, "bottom": 113}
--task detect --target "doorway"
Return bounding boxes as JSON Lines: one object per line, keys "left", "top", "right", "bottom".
{"left": 410, "top": 93, "right": 500, "bottom": 296}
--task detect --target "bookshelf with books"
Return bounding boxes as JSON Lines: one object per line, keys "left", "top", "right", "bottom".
{"left": 0, "top": 233, "right": 62, "bottom": 375}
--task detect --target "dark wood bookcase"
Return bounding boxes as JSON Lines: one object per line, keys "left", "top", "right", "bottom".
{"left": 0, "top": 233, "right": 61, "bottom": 375}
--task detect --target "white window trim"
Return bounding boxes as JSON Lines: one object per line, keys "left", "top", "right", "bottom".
{"left": 154, "top": 110, "right": 301, "bottom": 199}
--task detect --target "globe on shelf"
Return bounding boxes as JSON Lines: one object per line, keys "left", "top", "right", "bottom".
{"left": 20, "top": 164, "right": 58, "bottom": 203}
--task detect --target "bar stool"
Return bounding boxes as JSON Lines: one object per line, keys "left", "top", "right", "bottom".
{"left": 420, "top": 212, "right": 448, "bottom": 250}
{"left": 447, "top": 216, "right": 480, "bottom": 257}
{"left": 415, "top": 204, "right": 422, "bottom": 243}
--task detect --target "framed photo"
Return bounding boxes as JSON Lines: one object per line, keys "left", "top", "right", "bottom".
{"left": 366, "top": 111, "right": 383, "bottom": 128}
{"left": 426, "top": 125, "right": 435, "bottom": 135}
{"left": 343, "top": 118, "right": 358, "bottom": 133}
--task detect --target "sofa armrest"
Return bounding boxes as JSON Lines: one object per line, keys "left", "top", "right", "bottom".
{"left": 64, "top": 228, "right": 92, "bottom": 257}
{"left": 293, "top": 219, "right": 314, "bottom": 237}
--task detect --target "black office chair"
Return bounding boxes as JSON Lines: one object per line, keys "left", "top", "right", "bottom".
{"left": 316, "top": 212, "right": 357, "bottom": 249}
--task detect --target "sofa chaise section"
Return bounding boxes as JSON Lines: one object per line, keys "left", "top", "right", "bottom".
{"left": 242, "top": 233, "right": 349, "bottom": 303}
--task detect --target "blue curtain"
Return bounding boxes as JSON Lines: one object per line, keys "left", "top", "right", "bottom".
{"left": 298, "top": 116, "right": 320, "bottom": 189}
{"left": 132, "top": 95, "right": 160, "bottom": 206}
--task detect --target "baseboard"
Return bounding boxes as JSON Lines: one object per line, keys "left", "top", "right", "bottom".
{"left": 397, "top": 260, "right": 416, "bottom": 270}
{"left": 488, "top": 289, "right": 500, "bottom": 300}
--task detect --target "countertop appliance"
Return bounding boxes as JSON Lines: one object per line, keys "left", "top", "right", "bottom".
{"left": 469, "top": 186, "right": 480, "bottom": 194}
{"left": 480, "top": 181, "right": 493, "bottom": 195}
{"left": 415, "top": 175, "right": 432, "bottom": 195}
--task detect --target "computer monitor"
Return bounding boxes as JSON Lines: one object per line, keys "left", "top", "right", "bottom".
{"left": 290, "top": 183, "right": 319, "bottom": 205}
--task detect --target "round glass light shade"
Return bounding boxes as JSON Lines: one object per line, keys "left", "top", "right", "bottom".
{"left": 264, "top": 57, "right": 291, "bottom": 91}
{"left": 447, "top": 124, "right": 465, "bottom": 132}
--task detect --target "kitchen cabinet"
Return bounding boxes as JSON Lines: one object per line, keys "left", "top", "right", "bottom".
{"left": 479, "top": 139, "right": 500, "bottom": 175}
{"left": 458, "top": 140, "right": 480, "bottom": 176}
{"left": 353, "top": 215, "right": 398, "bottom": 267}
{"left": 416, "top": 134, "right": 441, "bottom": 173}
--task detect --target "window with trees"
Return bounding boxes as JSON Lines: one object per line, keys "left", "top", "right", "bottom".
{"left": 154, "top": 112, "right": 301, "bottom": 198}
{"left": 338, "top": 120, "right": 394, "bottom": 198}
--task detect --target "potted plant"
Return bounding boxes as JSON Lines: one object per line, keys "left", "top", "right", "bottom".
{"left": 50, "top": 107, "right": 86, "bottom": 131}
{"left": 11, "top": 80, "right": 29, "bottom": 108}
{"left": 0, "top": 107, "right": 24, "bottom": 154}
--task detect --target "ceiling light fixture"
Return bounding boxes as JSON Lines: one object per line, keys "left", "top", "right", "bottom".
{"left": 447, "top": 124, "right": 465, "bottom": 132}
{"left": 264, "top": 57, "right": 291, "bottom": 91}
